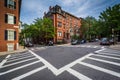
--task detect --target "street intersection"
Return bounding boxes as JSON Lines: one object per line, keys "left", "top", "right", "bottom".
{"left": 0, "top": 44, "right": 120, "bottom": 80}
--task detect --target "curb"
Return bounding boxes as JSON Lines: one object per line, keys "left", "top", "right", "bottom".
{"left": 0, "top": 48, "right": 28, "bottom": 56}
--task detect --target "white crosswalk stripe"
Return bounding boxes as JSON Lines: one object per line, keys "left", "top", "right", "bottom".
{"left": 0, "top": 48, "right": 120, "bottom": 80}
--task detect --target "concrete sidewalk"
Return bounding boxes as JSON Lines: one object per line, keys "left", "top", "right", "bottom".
{"left": 0, "top": 46, "right": 28, "bottom": 56}
{"left": 109, "top": 42, "right": 120, "bottom": 50}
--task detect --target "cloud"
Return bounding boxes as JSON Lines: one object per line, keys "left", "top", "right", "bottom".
{"left": 20, "top": 0, "right": 120, "bottom": 24}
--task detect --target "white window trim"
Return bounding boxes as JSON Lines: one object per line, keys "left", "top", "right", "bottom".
{"left": 7, "top": 30, "right": 15, "bottom": 41}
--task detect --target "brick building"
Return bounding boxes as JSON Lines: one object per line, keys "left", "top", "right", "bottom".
{"left": 0, "top": 0, "right": 22, "bottom": 52}
{"left": 44, "top": 5, "right": 81, "bottom": 43}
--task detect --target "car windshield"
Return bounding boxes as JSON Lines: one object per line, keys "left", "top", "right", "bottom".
{"left": 101, "top": 38, "right": 107, "bottom": 41}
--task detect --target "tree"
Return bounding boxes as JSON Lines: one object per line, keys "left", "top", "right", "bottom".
{"left": 20, "top": 18, "right": 55, "bottom": 45}
{"left": 99, "top": 4, "right": 120, "bottom": 39}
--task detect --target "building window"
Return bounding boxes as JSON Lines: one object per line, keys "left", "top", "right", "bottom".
{"left": 57, "top": 15, "right": 62, "bottom": 19}
{"left": 5, "top": 14, "right": 16, "bottom": 24}
{"left": 5, "top": 0, "right": 16, "bottom": 9}
{"left": 5, "top": 30, "right": 16, "bottom": 41}
{"left": 57, "top": 22, "right": 62, "bottom": 27}
{"left": 7, "top": 43, "right": 14, "bottom": 51}
{"left": 58, "top": 31, "right": 62, "bottom": 37}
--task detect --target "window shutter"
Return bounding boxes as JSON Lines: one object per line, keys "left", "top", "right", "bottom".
{"left": 14, "top": 31, "right": 16, "bottom": 40}
{"left": 5, "top": 14, "right": 8, "bottom": 23}
{"left": 14, "top": 2, "right": 16, "bottom": 9}
{"left": 5, "top": 30, "right": 8, "bottom": 40}
{"left": 14, "top": 16, "right": 16, "bottom": 24}
{"left": 4, "top": 0, "right": 7, "bottom": 7}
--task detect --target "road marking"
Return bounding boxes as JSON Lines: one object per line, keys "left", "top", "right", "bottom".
{"left": 94, "top": 54, "right": 120, "bottom": 60}
{"left": 11, "top": 52, "right": 29, "bottom": 57}
{"left": 67, "top": 68, "right": 92, "bottom": 80}
{"left": 1, "top": 57, "right": 37, "bottom": 68}
{"left": 8, "top": 54, "right": 33, "bottom": 60}
{"left": 29, "top": 50, "right": 94, "bottom": 76}
{"left": 0, "top": 55, "right": 11, "bottom": 68}
{"left": 78, "top": 62, "right": 120, "bottom": 78}
{"left": 29, "top": 50, "right": 58, "bottom": 75}
{"left": 87, "top": 57, "right": 120, "bottom": 66}
{"left": 98, "top": 52, "right": 120, "bottom": 57}
{"left": 12, "top": 66, "right": 46, "bottom": 80}
{"left": 6, "top": 55, "right": 34, "bottom": 63}
{"left": 95, "top": 48, "right": 106, "bottom": 53}
{"left": 0, "top": 61, "right": 41, "bottom": 76}
{"left": 56, "top": 53, "right": 94, "bottom": 75}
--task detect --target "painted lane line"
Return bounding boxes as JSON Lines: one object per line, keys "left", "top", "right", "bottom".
{"left": 9, "top": 54, "right": 32, "bottom": 59}
{"left": 93, "top": 46, "right": 98, "bottom": 48}
{"left": 8, "top": 54, "right": 33, "bottom": 60}
{"left": 6, "top": 55, "right": 34, "bottom": 63}
{"left": 67, "top": 68, "right": 92, "bottom": 80}
{"left": 56, "top": 53, "right": 94, "bottom": 75}
{"left": 12, "top": 66, "right": 46, "bottom": 80}
{"left": 87, "top": 57, "right": 120, "bottom": 66}
{"left": 98, "top": 52, "right": 120, "bottom": 57}
{"left": 0, "top": 61, "right": 41, "bottom": 76}
{"left": 95, "top": 48, "right": 106, "bottom": 53}
{"left": 94, "top": 54, "right": 120, "bottom": 60}
{"left": 0, "top": 55, "right": 11, "bottom": 68}
{"left": 29, "top": 50, "right": 58, "bottom": 75}
{"left": 1, "top": 57, "right": 37, "bottom": 68}
{"left": 102, "top": 51, "right": 120, "bottom": 54}
{"left": 78, "top": 62, "right": 120, "bottom": 78}
{"left": 11, "top": 52, "right": 29, "bottom": 57}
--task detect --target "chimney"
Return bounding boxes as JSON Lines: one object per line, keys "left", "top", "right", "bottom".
{"left": 49, "top": 6, "right": 52, "bottom": 10}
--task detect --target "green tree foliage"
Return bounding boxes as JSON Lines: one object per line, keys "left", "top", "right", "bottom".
{"left": 99, "top": 4, "right": 120, "bottom": 37}
{"left": 81, "top": 16, "right": 98, "bottom": 40}
{"left": 20, "top": 18, "right": 55, "bottom": 44}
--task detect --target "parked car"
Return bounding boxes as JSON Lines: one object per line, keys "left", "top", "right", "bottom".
{"left": 100, "top": 38, "right": 110, "bottom": 45}
{"left": 25, "top": 42, "right": 34, "bottom": 47}
{"left": 80, "top": 39, "right": 86, "bottom": 44}
{"left": 109, "top": 39, "right": 115, "bottom": 45}
{"left": 71, "top": 40, "right": 80, "bottom": 45}
{"left": 48, "top": 41, "right": 54, "bottom": 46}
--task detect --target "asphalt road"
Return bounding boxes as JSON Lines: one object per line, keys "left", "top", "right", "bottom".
{"left": 0, "top": 44, "right": 120, "bottom": 80}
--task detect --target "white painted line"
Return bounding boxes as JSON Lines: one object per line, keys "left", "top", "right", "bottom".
{"left": 94, "top": 54, "right": 120, "bottom": 60}
{"left": 29, "top": 50, "right": 94, "bottom": 76}
{"left": 29, "top": 50, "right": 58, "bottom": 75}
{"left": 56, "top": 53, "right": 94, "bottom": 75}
{"left": 67, "top": 68, "right": 92, "bottom": 80}
{"left": 0, "top": 55, "right": 11, "bottom": 68}
{"left": 98, "top": 52, "right": 120, "bottom": 57}
{"left": 78, "top": 62, "right": 120, "bottom": 78}
{"left": 102, "top": 51, "right": 120, "bottom": 54}
{"left": 93, "top": 46, "right": 98, "bottom": 48}
{"left": 8, "top": 54, "right": 32, "bottom": 60}
{"left": 12, "top": 66, "right": 46, "bottom": 80}
{"left": 6, "top": 55, "right": 34, "bottom": 63}
{"left": 11, "top": 52, "right": 29, "bottom": 57}
{"left": 0, "top": 61, "right": 41, "bottom": 76}
{"left": 95, "top": 48, "right": 106, "bottom": 53}
{"left": 88, "top": 57, "right": 120, "bottom": 66}
{"left": 1, "top": 57, "right": 37, "bottom": 68}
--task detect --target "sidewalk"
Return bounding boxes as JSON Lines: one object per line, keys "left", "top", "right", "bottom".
{"left": 0, "top": 46, "right": 28, "bottom": 56}
{"left": 109, "top": 42, "right": 120, "bottom": 50}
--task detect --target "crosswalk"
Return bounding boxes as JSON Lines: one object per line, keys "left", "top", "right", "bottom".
{"left": 0, "top": 48, "right": 120, "bottom": 80}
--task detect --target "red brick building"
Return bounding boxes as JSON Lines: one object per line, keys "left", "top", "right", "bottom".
{"left": 0, "top": 0, "right": 22, "bottom": 52}
{"left": 44, "top": 5, "right": 81, "bottom": 43}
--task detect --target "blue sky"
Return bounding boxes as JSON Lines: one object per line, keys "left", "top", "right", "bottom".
{"left": 20, "top": 0, "right": 120, "bottom": 24}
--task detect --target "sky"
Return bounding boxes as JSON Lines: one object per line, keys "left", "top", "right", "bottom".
{"left": 20, "top": 0, "right": 120, "bottom": 24}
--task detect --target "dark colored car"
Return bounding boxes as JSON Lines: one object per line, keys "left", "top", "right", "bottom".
{"left": 48, "top": 41, "right": 54, "bottom": 46}
{"left": 25, "top": 42, "right": 34, "bottom": 47}
{"left": 100, "top": 38, "right": 110, "bottom": 45}
{"left": 80, "top": 39, "right": 86, "bottom": 44}
{"left": 71, "top": 40, "right": 80, "bottom": 45}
